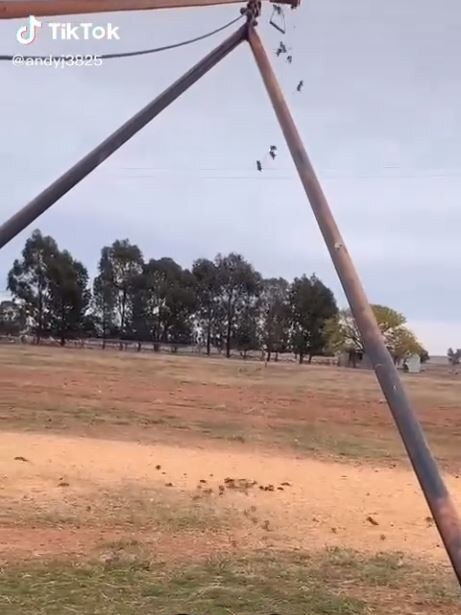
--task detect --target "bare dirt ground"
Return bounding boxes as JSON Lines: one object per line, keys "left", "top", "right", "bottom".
{"left": 1, "top": 431, "right": 460, "bottom": 562}
{"left": 0, "top": 345, "right": 460, "bottom": 613}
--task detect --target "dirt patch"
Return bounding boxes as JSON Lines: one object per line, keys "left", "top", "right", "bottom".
{"left": 0, "top": 348, "right": 459, "bottom": 612}
{"left": 1, "top": 431, "right": 459, "bottom": 565}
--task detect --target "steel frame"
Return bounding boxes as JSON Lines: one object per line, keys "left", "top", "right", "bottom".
{"left": 0, "top": 0, "right": 298, "bottom": 19}
{"left": 1, "top": 4, "right": 460, "bottom": 585}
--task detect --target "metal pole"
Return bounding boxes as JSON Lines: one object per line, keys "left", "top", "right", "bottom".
{"left": 247, "top": 26, "right": 461, "bottom": 583}
{"left": 0, "top": 24, "right": 246, "bottom": 250}
{"left": 0, "top": 0, "right": 296, "bottom": 19}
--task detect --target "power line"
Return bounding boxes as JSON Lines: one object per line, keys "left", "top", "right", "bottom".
{"left": 0, "top": 13, "right": 243, "bottom": 61}
{"left": 102, "top": 166, "right": 461, "bottom": 181}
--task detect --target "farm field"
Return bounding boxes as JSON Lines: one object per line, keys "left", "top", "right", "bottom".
{"left": 0, "top": 345, "right": 460, "bottom": 614}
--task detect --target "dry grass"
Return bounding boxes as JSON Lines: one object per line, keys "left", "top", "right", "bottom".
{"left": 1, "top": 345, "right": 460, "bottom": 613}
{"left": 0, "top": 547, "right": 458, "bottom": 615}
{"left": 0, "top": 484, "right": 231, "bottom": 532}
{"left": 1, "top": 345, "right": 460, "bottom": 467}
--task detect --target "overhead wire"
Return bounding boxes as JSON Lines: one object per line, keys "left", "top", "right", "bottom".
{"left": 0, "top": 13, "right": 244, "bottom": 61}
{"left": 102, "top": 166, "right": 461, "bottom": 181}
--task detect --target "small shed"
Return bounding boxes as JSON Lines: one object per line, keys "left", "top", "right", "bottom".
{"left": 404, "top": 354, "right": 421, "bottom": 374}
{"left": 337, "top": 349, "right": 373, "bottom": 370}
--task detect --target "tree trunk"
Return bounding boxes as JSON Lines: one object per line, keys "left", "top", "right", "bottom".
{"left": 308, "top": 354, "right": 313, "bottom": 364}
{"left": 299, "top": 353, "right": 304, "bottom": 365}
{"left": 267, "top": 350, "right": 271, "bottom": 363}
{"left": 102, "top": 316, "right": 107, "bottom": 349}
{"left": 206, "top": 322, "right": 211, "bottom": 356}
{"left": 59, "top": 301, "right": 65, "bottom": 347}
{"left": 275, "top": 351, "right": 279, "bottom": 362}
{"left": 226, "top": 313, "right": 232, "bottom": 358}
{"left": 137, "top": 341, "right": 141, "bottom": 352}
{"left": 120, "top": 289, "right": 126, "bottom": 350}
{"left": 37, "top": 272, "right": 43, "bottom": 345}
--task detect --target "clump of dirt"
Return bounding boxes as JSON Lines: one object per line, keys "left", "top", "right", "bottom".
{"left": 223, "top": 478, "right": 258, "bottom": 492}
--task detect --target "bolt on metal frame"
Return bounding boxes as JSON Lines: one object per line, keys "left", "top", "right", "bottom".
{"left": 1, "top": 0, "right": 460, "bottom": 585}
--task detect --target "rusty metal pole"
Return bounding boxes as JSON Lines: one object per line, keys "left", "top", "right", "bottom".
{"left": 247, "top": 26, "right": 461, "bottom": 583}
{"left": 0, "top": 24, "right": 247, "bottom": 250}
{"left": 0, "top": 0, "right": 297, "bottom": 20}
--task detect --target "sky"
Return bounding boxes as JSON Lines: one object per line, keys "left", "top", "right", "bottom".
{"left": 0, "top": 0, "right": 460, "bottom": 354}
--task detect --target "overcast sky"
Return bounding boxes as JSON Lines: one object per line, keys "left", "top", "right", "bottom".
{"left": 0, "top": 0, "right": 460, "bottom": 353}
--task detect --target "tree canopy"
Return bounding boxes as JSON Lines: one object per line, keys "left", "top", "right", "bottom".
{"left": 289, "top": 275, "right": 338, "bottom": 363}
{"left": 4, "top": 230, "right": 430, "bottom": 362}
{"left": 7, "top": 230, "right": 89, "bottom": 345}
{"left": 328, "top": 304, "right": 428, "bottom": 363}
{"left": 447, "top": 348, "right": 461, "bottom": 367}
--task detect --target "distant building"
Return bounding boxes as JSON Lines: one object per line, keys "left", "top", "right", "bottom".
{"left": 403, "top": 353, "right": 421, "bottom": 373}
{"left": 395, "top": 354, "right": 422, "bottom": 373}
{"left": 338, "top": 349, "right": 422, "bottom": 372}
{"left": 337, "top": 349, "right": 373, "bottom": 370}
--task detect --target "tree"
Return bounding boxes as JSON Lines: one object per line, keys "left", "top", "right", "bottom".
{"left": 233, "top": 300, "right": 260, "bottom": 359}
{"left": 192, "top": 258, "right": 221, "bottom": 355}
{"left": 259, "top": 278, "right": 290, "bottom": 361}
{"left": 93, "top": 247, "right": 117, "bottom": 348}
{"left": 100, "top": 240, "right": 143, "bottom": 346}
{"left": 46, "top": 250, "right": 90, "bottom": 345}
{"left": 215, "top": 253, "right": 261, "bottom": 358}
{"left": 323, "top": 314, "right": 346, "bottom": 355}
{"left": 8, "top": 231, "right": 91, "bottom": 345}
{"left": 289, "top": 275, "right": 338, "bottom": 364}
{"left": 157, "top": 262, "right": 197, "bottom": 347}
{"left": 7, "top": 229, "right": 58, "bottom": 342}
{"left": 131, "top": 258, "right": 197, "bottom": 349}
{"left": 335, "top": 305, "right": 406, "bottom": 353}
{"left": 419, "top": 349, "right": 430, "bottom": 364}
{"left": 329, "top": 304, "right": 428, "bottom": 364}
{"left": 390, "top": 327, "right": 425, "bottom": 363}
{"left": 128, "top": 270, "right": 152, "bottom": 349}
{"left": 447, "top": 348, "right": 461, "bottom": 369}
{"left": 158, "top": 262, "right": 197, "bottom": 348}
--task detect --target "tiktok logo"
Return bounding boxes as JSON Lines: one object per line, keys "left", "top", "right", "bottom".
{"left": 16, "top": 15, "right": 42, "bottom": 45}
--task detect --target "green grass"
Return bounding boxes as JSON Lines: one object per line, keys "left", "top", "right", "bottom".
{"left": 0, "top": 548, "right": 457, "bottom": 615}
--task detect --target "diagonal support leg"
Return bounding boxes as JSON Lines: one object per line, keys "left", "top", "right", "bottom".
{"left": 247, "top": 26, "right": 461, "bottom": 583}
{"left": 0, "top": 24, "right": 247, "bottom": 250}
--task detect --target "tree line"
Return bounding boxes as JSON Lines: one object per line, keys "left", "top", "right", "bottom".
{"left": 1, "top": 229, "right": 428, "bottom": 363}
